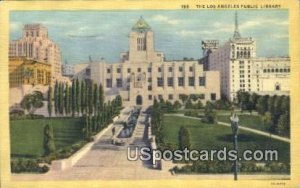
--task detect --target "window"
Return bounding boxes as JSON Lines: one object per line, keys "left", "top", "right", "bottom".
{"left": 127, "top": 68, "right": 131, "bottom": 73}
{"left": 148, "top": 95, "right": 152, "bottom": 100}
{"left": 148, "top": 77, "right": 152, "bottom": 82}
{"left": 106, "top": 79, "right": 112, "bottom": 88}
{"left": 158, "top": 95, "right": 163, "bottom": 100}
{"left": 275, "top": 84, "right": 281, "bottom": 91}
{"left": 117, "top": 68, "right": 121, "bottom": 73}
{"left": 211, "top": 93, "right": 216, "bottom": 101}
{"left": 199, "top": 77, "right": 205, "bottom": 86}
{"left": 138, "top": 68, "right": 141, "bottom": 72}
{"left": 116, "top": 79, "right": 122, "bottom": 88}
{"left": 168, "top": 67, "right": 173, "bottom": 72}
{"left": 167, "top": 77, "right": 173, "bottom": 87}
{"left": 189, "top": 66, "right": 193, "bottom": 72}
{"left": 189, "top": 77, "right": 195, "bottom": 86}
{"left": 157, "top": 77, "right": 163, "bottom": 87}
{"left": 148, "top": 85, "right": 152, "bottom": 91}
{"left": 178, "top": 77, "right": 184, "bottom": 86}
{"left": 179, "top": 66, "right": 183, "bottom": 72}
{"left": 158, "top": 67, "right": 162, "bottom": 72}
{"left": 168, "top": 94, "right": 173, "bottom": 100}
{"left": 107, "top": 68, "right": 111, "bottom": 73}
{"left": 148, "top": 67, "right": 152, "bottom": 73}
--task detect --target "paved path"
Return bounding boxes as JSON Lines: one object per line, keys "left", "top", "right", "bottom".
{"left": 165, "top": 114, "right": 290, "bottom": 143}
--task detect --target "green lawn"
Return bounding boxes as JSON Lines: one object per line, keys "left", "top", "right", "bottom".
{"left": 10, "top": 118, "right": 84, "bottom": 159}
{"left": 217, "top": 114, "right": 267, "bottom": 132}
{"left": 161, "top": 116, "right": 290, "bottom": 163}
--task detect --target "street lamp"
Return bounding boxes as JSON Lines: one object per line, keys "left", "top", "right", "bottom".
{"left": 230, "top": 113, "right": 239, "bottom": 181}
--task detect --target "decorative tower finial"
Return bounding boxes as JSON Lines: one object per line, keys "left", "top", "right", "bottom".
{"left": 233, "top": 11, "right": 241, "bottom": 39}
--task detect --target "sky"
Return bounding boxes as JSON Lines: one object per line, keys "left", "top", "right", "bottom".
{"left": 10, "top": 10, "right": 289, "bottom": 64}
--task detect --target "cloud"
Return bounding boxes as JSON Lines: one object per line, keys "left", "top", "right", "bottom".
{"left": 151, "top": 15, "right": 181, "bottom": 25}
{"left": 239, "top": 18, "right": 288, "bottom": 30}
{"left": 10, "top": 22, "right": 22, "bottom": 32}
{"left": 66, "top": 26, "right": 104, "bottom": 39}
{"left": 271, "top": 34, "right": 289, "bottom": 39}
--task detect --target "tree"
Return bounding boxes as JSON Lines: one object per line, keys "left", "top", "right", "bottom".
{"left": 236, "top": 91, "right": 250, "bottom": 113}
{"left": 250, "top": 93, "right": 259, "bottom": 110}
{"left": 178, "top": 126, "right": 191, "bottom": 150}
{"left": 59, "top": 82, "right": 64, "bottom": 115}
{"left": 262, "top": 112, "right": 274, "bottom": 133}
{"left": 267, "top": 95, "right": 276, "bottom": 115}
{"left": 71, "top": 79, "right": 76, "bottom": 117}
{"left": 68, "top": 85, "right": 72, "bottom": 116}
{"left": 173, "top": 100, "right": 182, "bottom": 110}
{"left": 76, "top": 79, "right": 81, "bottom": 116}
{"left": 93, "top": 83, "right": 99, "bottom": 115}
{"left": 20, "top": 91, "right": 44, "bottom": 116}
{"left": 44, "top": 124, "right": 56, "bottom": 155}
{"left": 54, "top": 81, "right": 59, "bottom": 115}
{"left": 203, "top": 102, "right": 216, "bottom": 124}
{"left": 47, "top": 86, "right": 53, "bottom": 117}
{"left": 256, "top": 95, "right": 269, "bottom": 115}
{"left": 64, "top": 84, "right": 69, "bottom": 116}
{"left": 98, "top": 84, "right": 104, "bottom": 113}
{"left": 88, "top": 82, "right": 94, "bottom": 115}
{"left": 277, "top": 112, "right": 290, "bottom": 137}
{"left": 80, "top": 80, "right": 86, "bottom": 115}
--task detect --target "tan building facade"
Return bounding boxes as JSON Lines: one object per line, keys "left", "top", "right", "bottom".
{"left": 206, "top": 12, "right": 290, "bottom": 101}
{"left": 9, "top": 57, "right": 51, "bottom": 88}
{"left": 74, "top": 17, "right": 220, "bottom": 106}
{"left": 9, "top": 24, "right": 62, "bottom": 81}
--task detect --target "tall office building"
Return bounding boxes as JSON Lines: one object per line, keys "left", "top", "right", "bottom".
{"left": 9, "top": 24, "right": 62, "bottom": 82}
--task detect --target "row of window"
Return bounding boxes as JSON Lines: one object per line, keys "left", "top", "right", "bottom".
{"left": 148, "top": 93, "right": 216, "bottom": 101}
{"left": 107, "top": 66, "right": 195, "bottom": 74}
{"left": 106, "top": 77, "right": 206, "bottom": 88}
{"left": 263, "top": 68, "right": 290, "bottom": 73}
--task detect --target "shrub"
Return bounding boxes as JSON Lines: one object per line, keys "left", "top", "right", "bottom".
{"left": 11, "top": 159, "right": 49, "bottom": 173}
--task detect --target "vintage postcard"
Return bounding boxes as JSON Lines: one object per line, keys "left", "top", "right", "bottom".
{"left": 0, "top": 0, "right": 300, "bottom": 187}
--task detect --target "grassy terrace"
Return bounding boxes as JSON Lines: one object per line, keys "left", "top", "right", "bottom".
{"left": 10, "top": 118, "right": 84, "bottom": 159}
{"left": 217, "top": 114, "right": 267, "bottom": 132}
{"left": 161, "top": 116, "right": 290, "bottom": 163}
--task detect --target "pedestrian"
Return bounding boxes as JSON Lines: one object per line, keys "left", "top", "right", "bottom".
{"left": 112, "top": 127, "right": 116, "bottom": 136}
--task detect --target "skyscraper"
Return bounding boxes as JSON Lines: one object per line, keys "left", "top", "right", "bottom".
{"left": 9, "top": 24, "right": 62, "bottom": 82}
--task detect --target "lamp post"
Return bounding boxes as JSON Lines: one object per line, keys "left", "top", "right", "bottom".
{"left": 230, "top": 113, "right": 239, "bottom": 181}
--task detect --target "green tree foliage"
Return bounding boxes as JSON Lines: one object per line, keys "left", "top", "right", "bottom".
{"left": 151, "top": 97, "right": 164, "bottom": 143}
{"left": 76, "top": 79, "right": 81, "bottom": 116}
{"left": 278, "top": 112, "right": 290, "bottom": 137}
{"left": 80, "top": 80, "right": 86, "bottom": 115}
{"left": 178, "top": 126, "right": 191, "bottom": 150}
{"left": 20, "top": 91, "right": 44, "bottom": 116}
{"left": 202, "top": 102, "right": 216, "bottom": 124}
{"left": 47, "top": 86, "right": 52, "bottom": 117}
{"left": 72, "top": 80, "right": 76, "bottom": 117}
{"left": 64, "top": 84, "right": 69, "bottom": 116}
{"left": 44, "top": 124, "right": 56, "bottom": 155}
{"left": 256, "top": 95, "right": 269, "bottom": 115}
{"left": 236, "top": 90, "right": 250, "bottom": 113}
{"left": 54, "top": 81, "right": 59, "bottom": 115}
{"left": 98, "top": 84, "right": 104, "bottom": 113}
